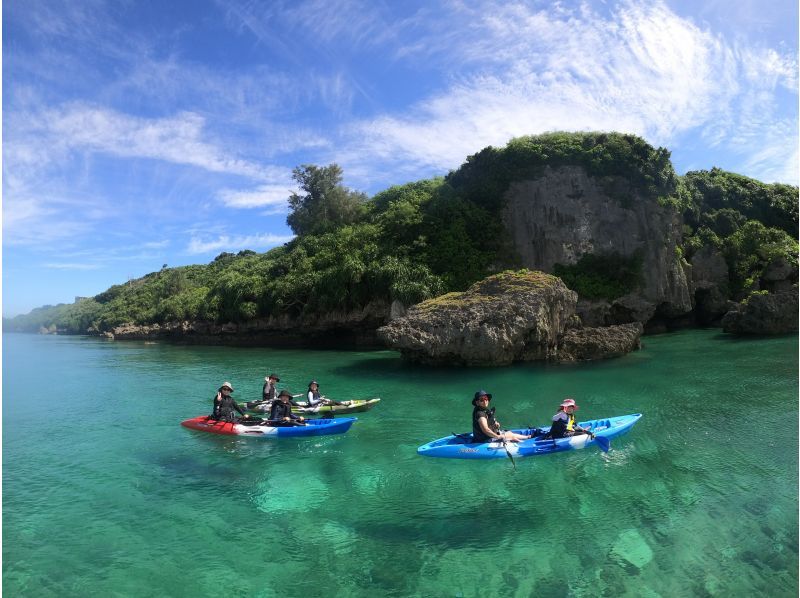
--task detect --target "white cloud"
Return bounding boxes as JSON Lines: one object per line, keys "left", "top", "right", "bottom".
{"left": 186, "top": 233, "right": 295, "bottom": 255}
{"left": 37, "top": 105, "right": 265, "bottom": 178}
{"left": 218, "top": 183, "right": 294, "bottom": 209}
{"left": 42, "top": 262, "right": 103, "bottom": 270}
{"left": 340, "top": 0, "right": 797, "bottom": 185}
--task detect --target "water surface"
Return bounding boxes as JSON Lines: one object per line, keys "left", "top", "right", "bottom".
{"left": 3, "top": 330, "right": 797, "bottom": 596}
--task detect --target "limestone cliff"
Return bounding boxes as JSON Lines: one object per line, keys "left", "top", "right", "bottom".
{"left": 500, "top": 165, "right": 692, "bottom": 326}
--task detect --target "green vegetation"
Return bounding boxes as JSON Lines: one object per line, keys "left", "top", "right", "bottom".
{"left": 5, "top": 133, "right": 796, "bottom": 334}
{"left": 553, "top": 253, "right": 644, "bottom": 300}
{"left": 680, "top": 169, "right": 798, "bottom": 297}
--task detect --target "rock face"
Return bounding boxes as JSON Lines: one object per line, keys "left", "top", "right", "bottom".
{"left": 721, "top": 288, "right": 799, "bottom": 335}
{"left": 378, "top": 270, "right": 643, "bottom": 366}
{"left": 501, "top": 166, "right": 692, "bottom": 326}
{"left": 690, "top": 246, "right": 730, "bottom": 325}
{"left": 378, "top": 271, "right": 576, "bottom": 366}
{"left": 102, "top": 301, "right": 392, "bottom": 347}
{"left": 556, "top": 323, "right": 643, "bottom": 362}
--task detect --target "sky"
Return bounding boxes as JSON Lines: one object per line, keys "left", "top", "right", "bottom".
{"left": 3, "top": 0, "right": 798, "bottom": 317}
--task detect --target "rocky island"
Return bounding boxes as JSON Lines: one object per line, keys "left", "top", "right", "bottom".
{"left": 6, "top": 132, "right": 797, "bottom": 363}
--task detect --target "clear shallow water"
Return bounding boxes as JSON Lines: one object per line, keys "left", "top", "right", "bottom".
{"left": 3, "top": 330, "right": 797, "bottom": 597}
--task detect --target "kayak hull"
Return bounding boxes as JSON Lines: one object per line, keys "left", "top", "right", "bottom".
{"left": 417, "top": 413, "right": 642, "bottom": 459}
{"left": 180, "top": 416, "right": 357, "bottom": 437}
{"left": 247, "top": 398, "right": 380, "bottom": 415}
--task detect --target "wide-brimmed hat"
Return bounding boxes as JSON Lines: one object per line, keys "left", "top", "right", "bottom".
{"left": 473, "top": 390, "right": 492, "bottom": 401}
{"left": 277, "top": 389, "right": 293, "bottom": 399}
{"left": 220, "top": 381, "right": 234, "bottom": 391}
{"left": 560, "top": 398, "right": 578, "bottom": 410}
{"left": 265, "top": 373, "right": 280, "bottom": 382}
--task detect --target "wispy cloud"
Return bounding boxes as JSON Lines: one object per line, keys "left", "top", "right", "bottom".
{"left": 218, "top": 183, "right": 294, "bottom": 209}
{"left": 339, "top": 0, "right": 797, "bottom": 185}
{"left": 186, "top": 233, "right": 295, "bottom": 255}
{"left": 42, "top": 262, "right": 103, "bottom": 270}
{"left": 36, "top": 105, "right": 265, "bottom": 178}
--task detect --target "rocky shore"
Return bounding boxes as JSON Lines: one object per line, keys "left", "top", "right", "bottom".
{"left": 377, "top": 270, "right": 643, "bottom": 366}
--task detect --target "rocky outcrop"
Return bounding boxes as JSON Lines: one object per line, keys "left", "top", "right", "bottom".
{"left": 501, "top": 166, "right": 692, "bottom": 326}
{"left": 378, "top": 271, "right": 576, "bottom": 366}
{"left": 690, "top": 246, "right": 730, "bottom": 325}
{"left": 721, "top": 288, "right": 799, "bottom": 335}
{"left": 556, "top": 323, "right": 643, "bottom": 362}
{"left": 101, "top": 301, "right": 393, "bottom": 347}
{"left": 378, "top": 270, "right": 643, "bottom": 366}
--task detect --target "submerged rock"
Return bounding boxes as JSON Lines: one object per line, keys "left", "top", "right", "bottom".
{"left": 378, "top": 270, "right": 577, "bottom": 366}
{"left": 610, "top": 529, "right": 654, "bottom": 570}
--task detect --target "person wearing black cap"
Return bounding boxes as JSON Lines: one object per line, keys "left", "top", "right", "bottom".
{"left": 262, "top": 373, "right": 280, "bottom": 402}
{"left": 269, "top": 390, "right": 306, "bottom": 424}
{"left": 306, "top": 380, "right": 345, "bottom": 409}
{"left": 471, "top": 390, "right": 530, "bottom": 443}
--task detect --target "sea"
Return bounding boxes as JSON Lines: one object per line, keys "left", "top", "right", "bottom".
{"left": 3, "top": 329, "right": 798, "bottom": 597}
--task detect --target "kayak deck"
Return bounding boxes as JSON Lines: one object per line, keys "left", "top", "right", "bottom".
{"left": 181, "top": 416, "right": 357, "bottom": 437}
{"left": 247, "top": 398, "right": 380, "bottom": 415}
{"left": 417, "top": 413, "right": 642, "bottom": 459}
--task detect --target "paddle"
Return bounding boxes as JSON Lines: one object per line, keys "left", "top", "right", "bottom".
{"left": 498, "top": 437, "right": 517, "bottom": 471}
{"left": 593, "top": 434, "right": 610, "bottom": 453}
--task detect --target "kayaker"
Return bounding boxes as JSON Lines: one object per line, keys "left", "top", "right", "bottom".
{"left": 471, "top": 390, "right": 530, "bottom": 443}
{"left": 269, "top": 389, "right": 306, "bottom": 424}
{"left": 262, "top": 373, "right": 280, "bottom": 402}
{"left": 306, "top": 380, "right": 345, "bottom": 408}
{"left": 547, "top": 398, "right": 592, "bottom": 439}
{"left": 212, "top": 382, "right": 250, "bottom": 422}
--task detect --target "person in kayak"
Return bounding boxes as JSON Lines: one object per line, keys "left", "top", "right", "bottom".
{"left": 471, "top": 390, "right": 530, "bottom": 443}
{"left": 547, "top": 398, "right": 592, "bottom": 439}
{"left": 269, "top": 389, "right": 306, "bottom": 424}
{"left": 262, "top": 373, "right": 280, "bottom": 402}
{"left": 306, "top": 380, "right": 346, "bottom": 408}
{"left": 212, "top": 382, "right": 250, "bottom": 422}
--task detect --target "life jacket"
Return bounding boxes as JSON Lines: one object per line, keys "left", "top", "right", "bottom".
{"left": 213, "top": 394, "right": 239, "bottom": 422}
{"left": 472, "top": 406, "right": 500, "bottom": 443}
{"left": 269, "top": 400, "right": 293, "bottom": 420}
{"left": 547, "top": 410, "right": 575, "bottom": 439}
{"left": 308, "top": 389, "right": 322, "bottom": 406}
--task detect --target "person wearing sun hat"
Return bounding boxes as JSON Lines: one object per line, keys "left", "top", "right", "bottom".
{"left": 269, "top": 389, "right": 306, "bottom": 425}
{"left": 547, "top": 397, "right": 591, "bottom": 439}
{"left": 211, "top": 381, "right": 249, "bottom": 422}
{"left": 471, "top": 390, "right": 530, "bottom": 443}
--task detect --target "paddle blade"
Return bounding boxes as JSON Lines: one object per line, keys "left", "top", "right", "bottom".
{"left": 594, "top": 435, "right": 610, "bottom": 453}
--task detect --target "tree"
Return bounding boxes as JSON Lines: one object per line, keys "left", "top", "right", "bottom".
{"left": 286, "top": 164, "right": 367, "bottom": 236}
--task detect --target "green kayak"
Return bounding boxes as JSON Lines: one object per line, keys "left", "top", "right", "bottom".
{"left": 246, "top": 397, "right": 381, "bottom": 415}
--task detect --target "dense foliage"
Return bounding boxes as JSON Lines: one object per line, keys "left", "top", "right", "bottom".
{"left": 5, "top": 133, "right": 797, "bottom": 334}
{"left": 680, "top": 169, "right": 798, "bottom": 297}
{"left": 553, "top": 252, "right": 644, "bottom": 300}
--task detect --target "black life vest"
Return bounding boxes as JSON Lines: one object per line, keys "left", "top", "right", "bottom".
{"left": 472, "top": 406, "right": 500, "bottom": 443}
{"left": 213, "top": 394, "right": 240, "bottom": 422}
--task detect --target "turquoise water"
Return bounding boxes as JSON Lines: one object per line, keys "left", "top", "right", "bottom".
{"left": 3, "top": 330, "right": 798, "bottom": 597}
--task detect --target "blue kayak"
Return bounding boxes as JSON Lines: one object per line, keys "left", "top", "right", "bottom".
{"left": 181, "top": 416, "right": 357, "bottom": 437}
{"left": 417, "top": 413, "right": 642, "bottom": 459}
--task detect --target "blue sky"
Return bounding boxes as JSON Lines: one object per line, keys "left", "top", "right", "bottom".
{"left": 3, "top": 0, "right": 798, "bottom": 317}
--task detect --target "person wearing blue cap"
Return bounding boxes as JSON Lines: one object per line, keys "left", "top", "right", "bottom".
{"left": 471, "top": 390, "right": 530, "bottom": 443}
